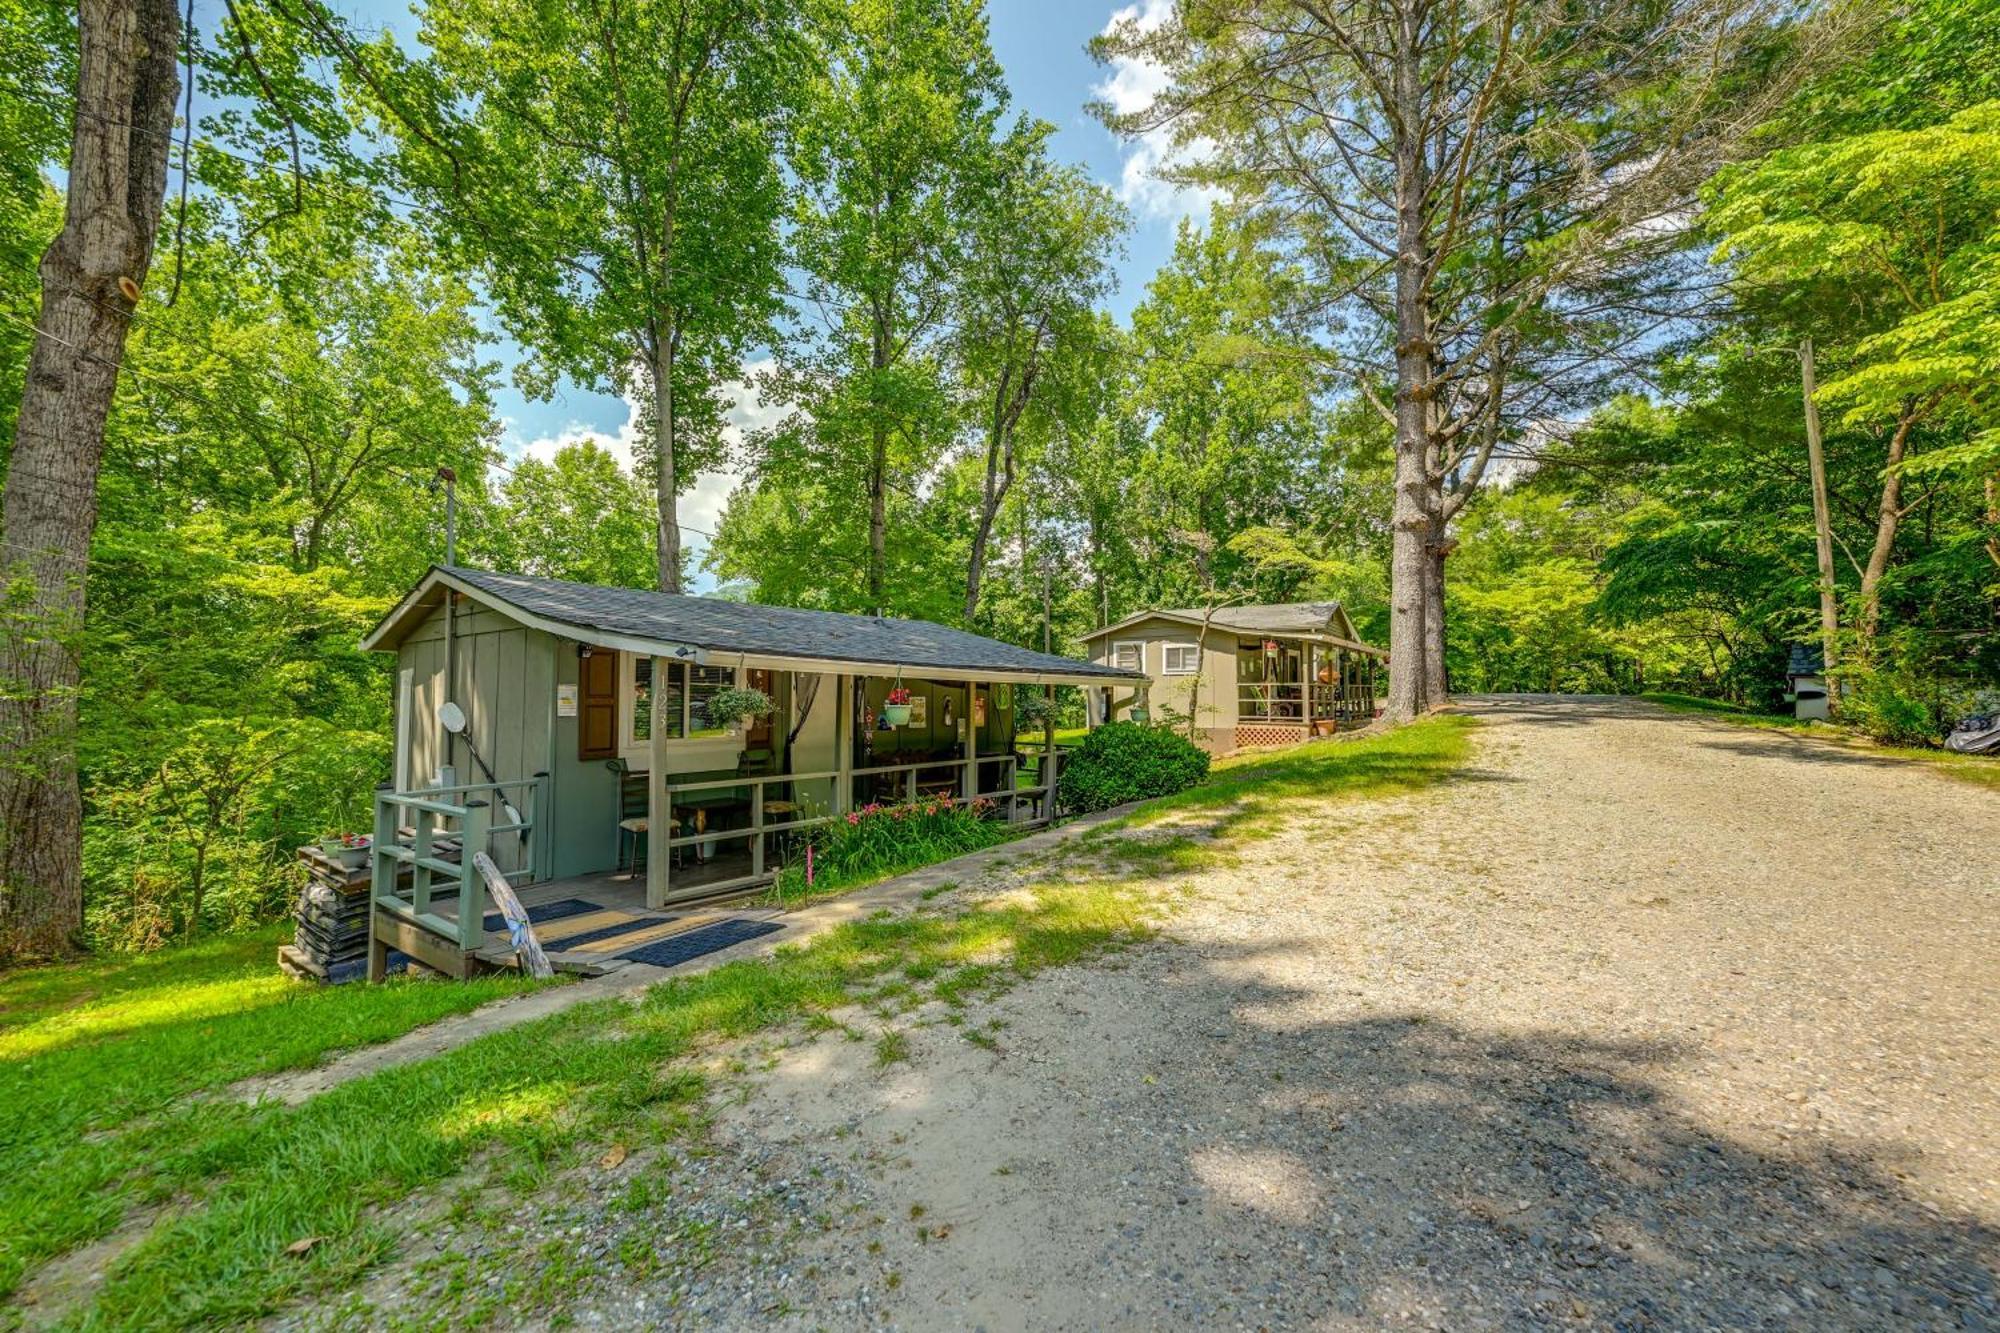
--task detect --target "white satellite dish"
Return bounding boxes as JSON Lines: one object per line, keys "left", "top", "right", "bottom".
{"left": 439, "top": 701, "right": 467, "bottom": 734}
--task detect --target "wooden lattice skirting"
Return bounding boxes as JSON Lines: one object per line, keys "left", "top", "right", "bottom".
{"left": 1235, "top": 724, "right": 1309, "bottom": 750}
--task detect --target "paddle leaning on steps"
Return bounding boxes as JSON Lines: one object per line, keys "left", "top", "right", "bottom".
{"left": 473, "top": 852, "right": 554, "bottom": 978}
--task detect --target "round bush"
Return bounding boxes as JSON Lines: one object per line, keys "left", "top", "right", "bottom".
{"left": 1057, "top": 722, "right": 1211, "bottom": 814}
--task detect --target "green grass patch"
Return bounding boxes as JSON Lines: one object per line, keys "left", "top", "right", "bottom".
{"left": 1639, "top": 692, "right": 1810, "bottom": 727}
{"left": 4, "top": 878, "right": 1160, "bottom": 1329}
{"left": 1013, "top": 728, "right": 1086, "bottom": 748}
{"left": 1105, "top": 714, "right": 1477, "bottom": 841}
{"left": 0, "top": 925, "right": 550, "bottom": 1306}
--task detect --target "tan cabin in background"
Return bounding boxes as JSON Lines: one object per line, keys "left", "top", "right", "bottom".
{"left": 1080, "top": 603, "right": 1385, "bottom": 754}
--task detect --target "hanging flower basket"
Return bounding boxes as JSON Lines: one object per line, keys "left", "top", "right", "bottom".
{"left": 883, "top": 683, "right": 913, "bottom": 727}
{"left": 706, "top": 685, "right": 775, "bottom": 731}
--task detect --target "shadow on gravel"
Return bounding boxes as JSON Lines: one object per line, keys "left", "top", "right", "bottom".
{"left": 1450, "top": 696, "right": 1654, "bottom": 729}
{"left": 1694, "top": 730, "right": 1925, "bottom": 773}
{"left": 1181, "top": 992, "right": 1997, "bottom": 1329}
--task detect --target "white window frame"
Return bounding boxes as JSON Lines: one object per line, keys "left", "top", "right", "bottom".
{"left": 628, "top": 654, "right": 739, "bottom": 747}
{"left": 1161, "top": 641, "right": 1200, "bottom": 676}
{"left": 1108, "top": 640, "right": 1146, "bottom": 673}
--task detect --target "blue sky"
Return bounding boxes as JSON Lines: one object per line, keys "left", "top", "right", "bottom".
{"left": 329, "top": 0, "right": 1195, "bottom": 582}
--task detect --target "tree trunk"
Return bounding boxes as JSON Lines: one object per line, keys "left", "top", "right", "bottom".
{"left": 0, "top": 0, "right": 179, "bottom": 961}
{"left": 651, "top": 337, "right": 682, "bottom": 593}
{"left": 1384, "top": 26, "right": 1433, "bottom": 724}
{"left": 1857, "top": 411, "right": 1915, "bottom": 649}
{"left": 964, "top": 370, "right": 1025, "bottom": 624}
{"left": 867, "top": 311, "right": 889, "bottom": 613}
{"left": 1799, "top": 338, "right": 1839, "bottom": 690}
{"left": 1423, "top": 513, "right": 1449, "bottom": 704}
{"left": 1984, "top": 471, "right": 1999, "bottom": 578}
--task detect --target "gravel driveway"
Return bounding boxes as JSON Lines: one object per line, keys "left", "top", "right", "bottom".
{"left": 465, "top": 699, "right": 2000, "bottom": 1329}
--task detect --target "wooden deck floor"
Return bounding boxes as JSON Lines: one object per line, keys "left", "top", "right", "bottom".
{"left": 452, "top": 862, "right": 783, "bottom": 976}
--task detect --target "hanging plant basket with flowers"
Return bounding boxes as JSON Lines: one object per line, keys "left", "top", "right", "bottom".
{"left": 706, "top": 685, "right": 775, "bottom": 730}
{"left": 882, "top": 678, "right": 913, "bottom": 727}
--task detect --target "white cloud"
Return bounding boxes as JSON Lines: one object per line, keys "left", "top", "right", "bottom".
{"left": 505, "top": 361, "right": 784, "bottom": 590}
{"left": 1094, "top": 0, "right": 1223, "bottom": 222}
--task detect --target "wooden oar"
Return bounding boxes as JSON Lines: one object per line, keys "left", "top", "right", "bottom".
{"left": 473, "top": 852, "right": 553, "bottom": 978}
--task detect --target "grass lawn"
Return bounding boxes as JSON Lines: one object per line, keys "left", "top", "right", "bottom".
{"left": 1012, "top": 727, "right": 1087, "bottom": 748}
{"left": 0, "top": 925, "right": 552, "bottom": 1307}
{"left": 1640, "top": 692, "right": 2000, "bottom": 792}
{"left": 0, "top": 718, "right": 1473, "bottom": 1330}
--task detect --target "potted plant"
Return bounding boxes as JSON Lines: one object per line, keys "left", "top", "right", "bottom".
{"left": 882, "top": 683, "right": 913, "bottom": 727}
{"left": 706, "top": 685, "right": 775, "bottom": 731}
{"left": 318, "top": 832, "right": 371, "bottom": 868}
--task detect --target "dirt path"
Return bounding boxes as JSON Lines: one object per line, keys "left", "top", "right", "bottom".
{"left": 404, "top": 700, "right": 2000, "bottom": 1329}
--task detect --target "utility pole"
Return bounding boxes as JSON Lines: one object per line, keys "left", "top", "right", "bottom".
{"left": 1799, "top": 339, "right": 1839, "bottom": 709}
{"left": 439, "top": 465, "right": 458, "bottom": 565}
{"left": 439, "top": 466, "right": 459, "bottom": 779}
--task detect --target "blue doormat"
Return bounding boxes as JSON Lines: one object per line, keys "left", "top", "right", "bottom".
{"left": 538, "top": 914, "right": 682, "bottom": 951}
{"left": 482, "top": 897, "right": 601, "bottom": 933}
{"left": 617, "top": 918, "right": 783, "bottom": 968}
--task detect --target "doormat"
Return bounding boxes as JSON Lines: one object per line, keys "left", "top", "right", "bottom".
{"left": 616, "top": 918, "right": 783, "bottom": 969}
{"left": 481, "top": 897, "right": 602, "bottom": 933}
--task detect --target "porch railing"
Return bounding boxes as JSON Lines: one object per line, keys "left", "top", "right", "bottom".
{"left": 1241, "top": 682, "right": 1377, "bottom": 725}
{"left": 653, "top": 749, "right": 1061, "bottom": 900}
{"left": 370, "top": 773, "right": 548, "bottom": 951}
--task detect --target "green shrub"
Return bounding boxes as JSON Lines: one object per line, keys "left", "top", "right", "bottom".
{"left": 1057, "top": 722, "right": 1210, "bottom": 814}
{"left": 1844, "top": 669, "right": 1938, "bottom": 746}
{"left": 775, "top": 795, "right": 1014, "bottom": 901}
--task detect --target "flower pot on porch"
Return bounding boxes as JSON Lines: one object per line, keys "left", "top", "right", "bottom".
{"left": 882, "top": 702, "right": 912, "bottom": 727}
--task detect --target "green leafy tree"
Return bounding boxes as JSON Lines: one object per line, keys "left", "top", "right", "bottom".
{"left": 953, "top": 121, "right": 1124, "bottom": 624}
{"left": 1096, "top": 0, "right": 1820, "bottom": 720}
{"left": 774, "top": 0, "right": 1007, "bottom": 612}
{"left": 1709, "top": 101, "right": 2000, "bottom": 643}
{"left": 489, "top": 442, "right": 657, "bottom": 589}
{"left": 367, "top": 0, "right": 798, "bottom": 592}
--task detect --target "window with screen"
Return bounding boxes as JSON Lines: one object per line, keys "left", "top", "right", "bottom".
{"left": 1162, "top": 643, "right": 1199, "bottom": 675}
{"left": 1110, "top": 641, "right": 1143, "bottom": 671}
{"left": 687, "top": 664, "right": 733, "bottom": 738}
{"left": 630, "top": 657, "right": 721, "bottom": 744}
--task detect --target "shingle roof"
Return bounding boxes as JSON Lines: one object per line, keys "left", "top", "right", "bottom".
{"left": 378, "top": 566, "right": 1143, "bottom": 680}
{"left": 1081, "top": 601, "right": 1350, "bottom": 640}
{"left": 1158, "top": 602, "right": 1344, "bottom": 635}
{"left": 1787, "top": 642, "right": 1826, "bottom": 677}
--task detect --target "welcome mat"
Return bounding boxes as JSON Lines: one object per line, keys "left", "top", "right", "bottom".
{"left": 481, "top": 897, "right": 602, "bottom": 933}
{"left": 616, "top": 918, "right": 783, "bottom": 969}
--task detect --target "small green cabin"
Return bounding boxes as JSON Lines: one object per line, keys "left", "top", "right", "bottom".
{"left": 360, "top": 567, "right": 1144, "bottom": 923}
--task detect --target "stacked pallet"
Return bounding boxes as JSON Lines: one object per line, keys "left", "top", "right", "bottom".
{"left": 278, "top": 846, "right": 374, "bottom": 983}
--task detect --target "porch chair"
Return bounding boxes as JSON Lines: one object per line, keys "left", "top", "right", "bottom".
{"left": 608, "top": 759, "right": 688, "bottom": 875}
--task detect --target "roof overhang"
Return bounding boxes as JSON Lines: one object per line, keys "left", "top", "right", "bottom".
{"left": 363, "top": 567, "right": 1147, "bottom": 687}
{"left": 1080, "top": 608, "right": 1385, "bottom": 658}
{"left": 1080, "top": 609, "right": 1211, "bottom": 641}
{"left": 361, "top": 567, "right": 707, "bottom": 662}
{"left": 1296, "top": 631, "right": 1389, "bottom": 659}
{"left": 719, "top": 651, "right": 1141, "bottom": 688}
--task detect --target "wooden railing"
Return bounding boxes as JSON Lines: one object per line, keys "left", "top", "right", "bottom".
{"left": 370, "top": 774, "right": 548, "bottom": 951}
{"left": 654, "top": 749, "right": 1060, "bottom": 900}
{"left": 1241, "top": 682, "right": 1376, "bottom": 725}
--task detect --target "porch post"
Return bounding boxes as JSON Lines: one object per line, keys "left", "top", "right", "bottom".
{"left": 834, "top": 672, "right": 853, "bottom": 816}
{"left": 1043, "top": 685, "right": 1058, "bottom": 822}
{"left": 963, "top": 682, "right": 980, "bottom": 801}
{"left": 458, "top": 799, "right": 491, "bottom": 950}
{"left": 646, "top": 653, "right": 669, "bottom": 910}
